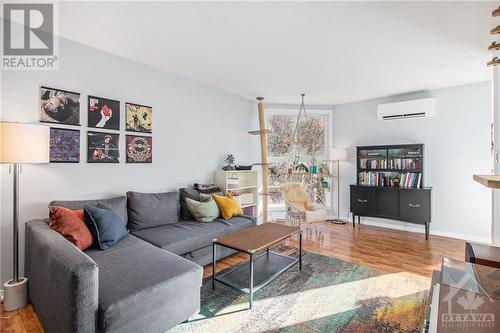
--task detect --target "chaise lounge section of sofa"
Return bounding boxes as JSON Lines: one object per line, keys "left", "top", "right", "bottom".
{"left": 25, "top": 189, "right": 256, "bottom": 333}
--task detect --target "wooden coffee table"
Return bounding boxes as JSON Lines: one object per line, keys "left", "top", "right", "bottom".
{"left": 212, "top": 223, "right": 302, "bottom": 308}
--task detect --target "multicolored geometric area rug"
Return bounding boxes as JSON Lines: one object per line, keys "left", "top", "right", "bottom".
{"left": 169, "top": 251, "right": 430, "bottom": 333}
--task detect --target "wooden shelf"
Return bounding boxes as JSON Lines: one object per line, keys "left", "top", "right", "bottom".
{"left": 491, "top": 25, "right": 500, "bottom": 35}
{"left": 488, "top": 57, "right": 500, "bottom": 67}
{"left": 248, "top": 129, "right": 271, "bottom": 135}
{"left": 473, "top": 175, "right": 500, "bottom": 189}
{"left": 228, "top": 185, "right": 258, "bottom": 191}
{"left": 241, "top": 203, "right": 257, "bottom": 208}
{"left": 493, "top": 6, "right": 500, "bottom": 17}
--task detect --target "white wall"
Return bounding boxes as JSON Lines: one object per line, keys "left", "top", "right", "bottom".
{"left": 332, "top": 82, "right": 493, "bottom": 243}
{"left": 0, "top": 38, "right": 257, "bottom": 285}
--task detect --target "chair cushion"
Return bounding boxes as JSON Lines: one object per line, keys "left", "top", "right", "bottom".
{"left": 179, "top": 188, "right": 200, "bottom": 220}
{"left": 84, "top": 204, "right": 129, "bottom": 250}
{"left": 50, "top": 196, "right": 128, "bottom": 226}
{"left": 126, "top": 191, "right": 180, "bottom": 231}
{"left": 131, "top": 216, "right": 254, "bottom": 255}
{"left": 85, "top": 235, "right": 202, "bottom": 332}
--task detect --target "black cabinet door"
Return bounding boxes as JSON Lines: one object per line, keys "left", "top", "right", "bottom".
{"left": 350, "top": 186, "right": 375, "bottom": 216}
{"left": 375, "top": 188, "right": 399, "bottom": 218}
{"left": 399, "top": 190, "right": 431, "bottom": 224}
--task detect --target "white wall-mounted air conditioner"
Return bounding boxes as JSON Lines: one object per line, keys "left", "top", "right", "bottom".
{"left": 377, "top": 98, "right": 436, "bottom": 120}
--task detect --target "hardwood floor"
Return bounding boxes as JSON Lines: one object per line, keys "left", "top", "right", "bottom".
{"left": 0, "top": 221, "right": 465, "bottom": 333}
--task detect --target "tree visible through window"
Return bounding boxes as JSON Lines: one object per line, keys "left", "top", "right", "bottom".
{"left": 267, "top": 113, "right": 327, "bottom": 161}
{"left": 265, "top": 111, "right": 331, "bottom": 209}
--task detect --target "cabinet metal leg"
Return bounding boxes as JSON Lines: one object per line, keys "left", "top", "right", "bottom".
{"left": 425, "top": 222, "right": 429, "bottom": 240}
{"left": 352, "top": 214, "right": 355, "bottom": 229}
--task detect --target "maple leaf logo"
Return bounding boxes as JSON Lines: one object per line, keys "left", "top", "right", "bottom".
{"left": 457, "top": 291, "right": 485, "bottom": 311}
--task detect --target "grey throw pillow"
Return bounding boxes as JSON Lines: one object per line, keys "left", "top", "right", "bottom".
{"left": 126, "top": 191, "right": 180, "bottom": 231}
{"left": 179, "top": 188, "right": 200, "bottom": 220}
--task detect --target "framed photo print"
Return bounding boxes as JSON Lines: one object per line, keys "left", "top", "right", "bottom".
{"left": 87, "top": 131, "right": 120, "bottom": 163}
{"left": 40, "top": 86, "right": 80, "bottom": 125}
{"left": 49, "top": 128, "right": 80, "bottom": 163}
{"left": 125, "top": 102, "right": 152, "bottom": 133}
{"left": 88, "top": 96, "right": 120, "bottom": 130}
{"left": 126, "top": 135, "right": 152, "bottom": 163}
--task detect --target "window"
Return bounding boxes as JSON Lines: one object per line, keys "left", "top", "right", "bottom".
{"left": 265, "top": 109, "right": 332, "bottom": 211}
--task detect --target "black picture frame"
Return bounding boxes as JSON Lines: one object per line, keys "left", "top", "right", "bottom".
{"left": 126, "top": 135, "right": 152, "bottom": 163}
{"left": 87, "top": 95, "right": 120, "bottom": 130}
{"left": 125, "top": 102, "right": 152, "bottom": 133}
{"left": 49, "top": 128, "right": 80, "bottom": 163}
{"left": 40, "top": 86, "right": 81, "bottom": 126}
{"left": 87, "top": 131, "right": 120, "bottom": 163}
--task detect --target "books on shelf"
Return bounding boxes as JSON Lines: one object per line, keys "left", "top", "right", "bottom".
{"left": 359, "top": 158, "right": 387, "bottom": 169}
{"left": 388, "top": 158, "right": 421, "bottom": 170}
{"left": 358, "top": 171, "right": 422, "bottom": 188}
{"left": 400, "top": 172, "right": 422, "bottom": 188}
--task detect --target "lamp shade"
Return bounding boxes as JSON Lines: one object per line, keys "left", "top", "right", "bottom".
{"left": 330, "top": 147, "right": 347, "bottom": 161}
{"left": 0, "top": 122, "right": 49, "bottom": 163}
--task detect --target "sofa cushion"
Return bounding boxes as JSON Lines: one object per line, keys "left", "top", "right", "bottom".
{"left": 186, "top": 195, "right": 220, "bottom": 222}
{"left": 126, "top": 191, "right": 180, "bottom": 231}
{"left": 50, "top": 196, "right": 128, "bottom": 226}
{"left": 179, "top": 188, "right": 200, "bottom": 220}
{"left": 49, "top": 206, "right": 93, "bottom": 250}
{"left": 83, "top": 204, "right": 129, "bottom": 250}
{"left": 85, "top": 235, "right": 202, "bottom": 333}
{"left": 131, "top": 216, "right": 254, "bottom": 255}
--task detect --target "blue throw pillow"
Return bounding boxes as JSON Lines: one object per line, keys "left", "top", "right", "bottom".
{"left": 83, "top": 204, "right": 128, "bottom": 250}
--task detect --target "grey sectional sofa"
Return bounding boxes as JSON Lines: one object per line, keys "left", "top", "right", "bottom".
{"left": 25, "top": 190, "right": 256, "bottom": 333}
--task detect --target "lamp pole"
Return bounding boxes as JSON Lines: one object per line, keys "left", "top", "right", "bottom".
{"left": 13, "top": 163, "right": 20, "bottom": 282}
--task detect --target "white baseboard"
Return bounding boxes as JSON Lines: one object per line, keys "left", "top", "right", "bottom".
{"left": 0, "top": 289, "right": 3, "bottom": 303}
{"left": 359, "top": 217, "right": 491, "bottom": 244}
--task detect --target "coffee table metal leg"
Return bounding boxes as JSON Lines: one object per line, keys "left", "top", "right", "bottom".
{"left": 212, "top": 242, "right": 217, "bottom": 290}
{"left": 299, "top": 231, "right": 302, "bottom": 271}
{"left": 249, "top": 253, "right": 254, "bottom": 309}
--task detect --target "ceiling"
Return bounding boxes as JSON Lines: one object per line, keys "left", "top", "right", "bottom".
{"left": 58, "top": 1, "right": 494, "bottom": 105}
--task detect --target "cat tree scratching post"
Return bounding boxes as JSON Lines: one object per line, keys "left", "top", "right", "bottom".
{"left": 248, "top": 97, "right": 270, "bottom": 223}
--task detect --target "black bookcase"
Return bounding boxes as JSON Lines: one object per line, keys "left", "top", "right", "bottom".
{"left": 350, "top": 144, "right": 432, "bottom": 239}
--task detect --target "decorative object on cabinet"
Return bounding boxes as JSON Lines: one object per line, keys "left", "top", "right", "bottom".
{"left": 125, "top": 102, "right": 152, "bottom": 133}
{"left": 88, "top": 95, "right": 120, "bottom": 130}
{"left": 330, "top": 147, "right": 348, "bottom": 224}
{"left": 351, "top": 144, "right": 432, "bottom": 239}
{"left": 40, "top": 86, "right": 80, "bottom": 125}
{"left": 222, "top": 153, "right": 236, "bottom": 170}
{"left": 0, "top": 122, "right": 49, "bottom": 311}
{"left": 49, "top": 128, "right": 80, "bottom": 163}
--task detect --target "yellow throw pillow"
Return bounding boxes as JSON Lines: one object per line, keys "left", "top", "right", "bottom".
{"left": 212, "top": 193, "right": 242, "bottom": 220}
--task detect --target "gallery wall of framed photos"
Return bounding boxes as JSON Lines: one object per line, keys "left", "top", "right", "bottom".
{"left": 41, "top": 86, "right": 153, "bottom": 164}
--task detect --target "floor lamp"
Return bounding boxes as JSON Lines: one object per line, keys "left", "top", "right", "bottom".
{"left": 330, "top": 147, "right": 348, "bottom": 224}
{"left": 0, "top": 122, "right": 49, "bottom": 311}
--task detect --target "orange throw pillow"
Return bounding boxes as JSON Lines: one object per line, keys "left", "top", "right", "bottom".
{"left": 49, "top": 206, "right": 93, "bottom": 250}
